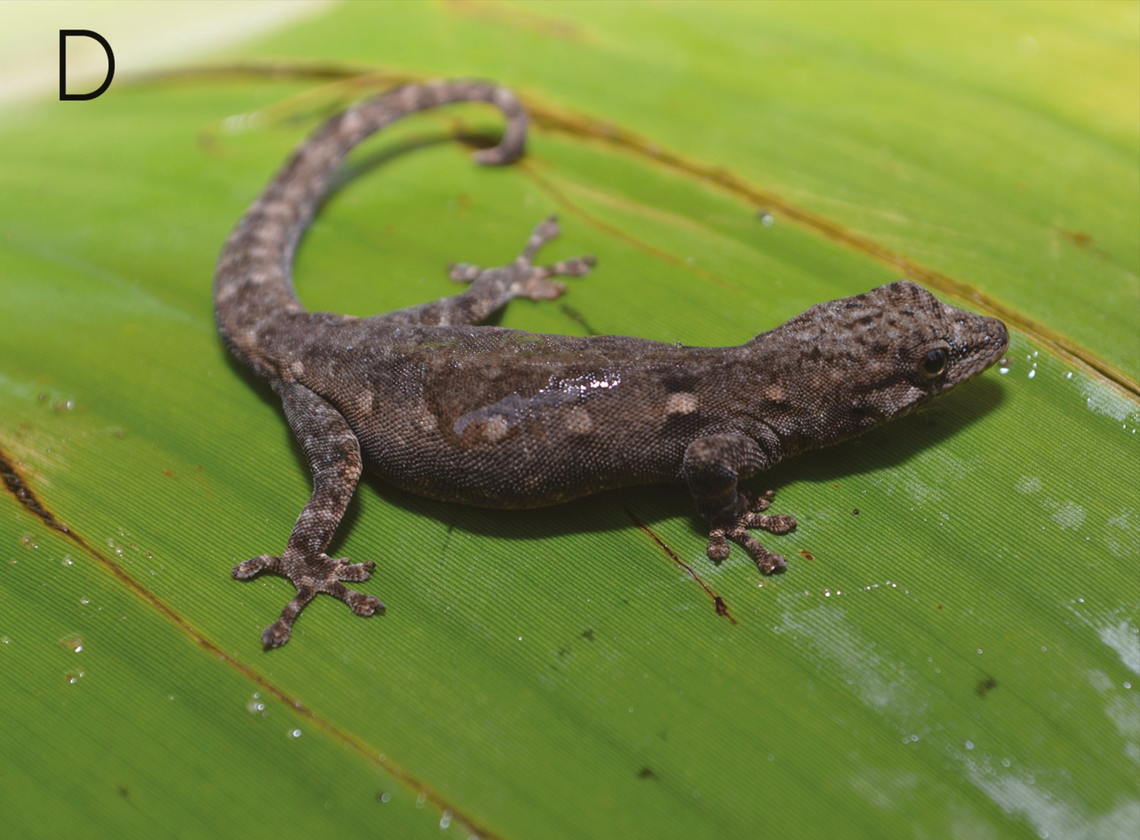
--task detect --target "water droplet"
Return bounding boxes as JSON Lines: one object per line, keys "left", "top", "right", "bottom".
{"left": 1027, "top": 368, "right": 1036, "bottom": 379}
{"left": 377, "top": 791, "right": 391, "bottom": 803}
{"left": 965, "top": 740, "right": 975, "bottom": 750}
{"left": 18, "top": 534, "right": 37, "bottom": 550}
{"left": 246, "top": 692, "right": 267, "bottom": 716}
{"left": 416, "top": 792, "right": 427, "bottom": 809}
{"left": 440, "top": 810, "right": 452, "bottom": 829}
{"left": 290, "top": 728, "right": 302, "bottom": 738}
{"left": 59, "top": 634, "right": 83, "bottom": 653}
{"left": 758, "top": 211, "right": 774, "bottom": 226}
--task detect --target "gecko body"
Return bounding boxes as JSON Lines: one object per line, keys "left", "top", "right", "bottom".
{"left": 214, "top": 81, "right": 1008, "bottom": 648}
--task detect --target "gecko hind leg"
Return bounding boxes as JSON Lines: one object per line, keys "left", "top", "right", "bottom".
{"left": 448, "top": 214, "right": 595, "bottom": 306}
{"left": 231, "top": 382, "right": 384, "bottom": 649}
{"left": 373, "top": 215, "right": 594, "bottom": 328}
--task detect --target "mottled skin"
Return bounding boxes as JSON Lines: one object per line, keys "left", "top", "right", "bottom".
{"left": 214, "top": 80, "right": 1009, "bottom": 649}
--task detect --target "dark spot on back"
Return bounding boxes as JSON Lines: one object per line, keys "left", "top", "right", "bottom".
{"left": 661, "top": 374, "right": 698, "bottom": 393}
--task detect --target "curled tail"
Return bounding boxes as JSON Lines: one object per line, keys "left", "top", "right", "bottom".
{"left": 212, "top": 80, "right": 528, "bottom": 374}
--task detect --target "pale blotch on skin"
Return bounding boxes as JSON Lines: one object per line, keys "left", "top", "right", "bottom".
{"left": 357, "top": 391, "right": 373, "bottom": 413}
{"left": 289, "top": 361, "right": 305, "bottom": 378}
{"left": 565, "top": 406, "right": 594, "bottom": 434}
{"left": 763, "top": 385, "right": 787, "bottom": 402}
{"left": 665, "top": 392, "right": 699, "bottom": 415}
{"left": 417, "top": 411, "right": 438, "bottom": 432}
{"left": 483, "top": 416, "right": 510, "bottom": 442}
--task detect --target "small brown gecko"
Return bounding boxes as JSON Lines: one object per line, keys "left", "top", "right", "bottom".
{"left": 214, "top": 80, "right": 1008, "bottom": 649}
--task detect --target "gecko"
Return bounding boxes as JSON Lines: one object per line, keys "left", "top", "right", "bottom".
{"left": 214, "top": 80, "right": 1009, "bottom": 649}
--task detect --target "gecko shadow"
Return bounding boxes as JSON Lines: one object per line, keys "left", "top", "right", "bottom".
{"left": 335, "top": 375, "right": 1008, "bottom": 558}
{"left": 323, "top": 127, "right": 503, "bottom": 206}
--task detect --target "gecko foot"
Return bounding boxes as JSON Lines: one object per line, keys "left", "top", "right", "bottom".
{"left": 705, "top": 490, "right": 797, "bottom": 575}
{"left": 448, "top": 214, "right": 595, "bottom": 301}
{"left": 232, "top": 552, "right": 385, "bottom": 649}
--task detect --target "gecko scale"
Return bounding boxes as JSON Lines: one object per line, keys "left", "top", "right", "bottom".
{"left": 214, "top": 81, "right": 1009, "bottom": 649}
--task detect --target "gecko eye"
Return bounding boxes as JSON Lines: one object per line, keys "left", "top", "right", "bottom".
{"left": 920, "top": 348, "right": 948, "bottom": 379}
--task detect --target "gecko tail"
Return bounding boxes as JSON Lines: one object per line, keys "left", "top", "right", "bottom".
{"left": 212, "top": 80, "right": 529, "bottom": 375}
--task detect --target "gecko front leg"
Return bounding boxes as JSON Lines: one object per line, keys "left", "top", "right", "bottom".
{"left": 232, "top": 381, "right": 383, "bottom": 649}
{"left": 683, "top": 434, "right": 797, "bottom": 575}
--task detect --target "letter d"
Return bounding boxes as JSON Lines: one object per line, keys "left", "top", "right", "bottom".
{"left": 59, "top": 30, "right": 115, "bottom": 101}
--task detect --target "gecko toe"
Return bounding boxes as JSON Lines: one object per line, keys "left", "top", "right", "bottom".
{"left": 232, "top": 554, "right": 279, "bottom": 579}
{"left": 261, "top": 618, "right": 293, "bottom": 650}
{"left": 347, "top": 592, "right": 385, "bottom": 617}
{"left": 744, "top": 512, "right": 797, "bottom": 534}
{"left": 729, "top": 530, "right": 787, "bottom": 575}
{"left": 530, "top": 215, "right": 561, "bottom": 245}
{"left": 706, "top": 529, "right": 731, "bottom": 563}
{"left": 332, "top": 558, "right": 375, "bottom": 582}
{"left": 743, "top": 489, "right": 775, "bottom": 512}
{"left": 448, "top": 262, "right": 483, "bottom": 283}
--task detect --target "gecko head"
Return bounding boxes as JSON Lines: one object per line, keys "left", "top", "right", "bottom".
{"left": 750, "top": 280, "right": 1008, "bottom": 439}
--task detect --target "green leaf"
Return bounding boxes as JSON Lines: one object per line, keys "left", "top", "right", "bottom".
{"left": 2, "top": 2, "right": 1137, "bottom": 839}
